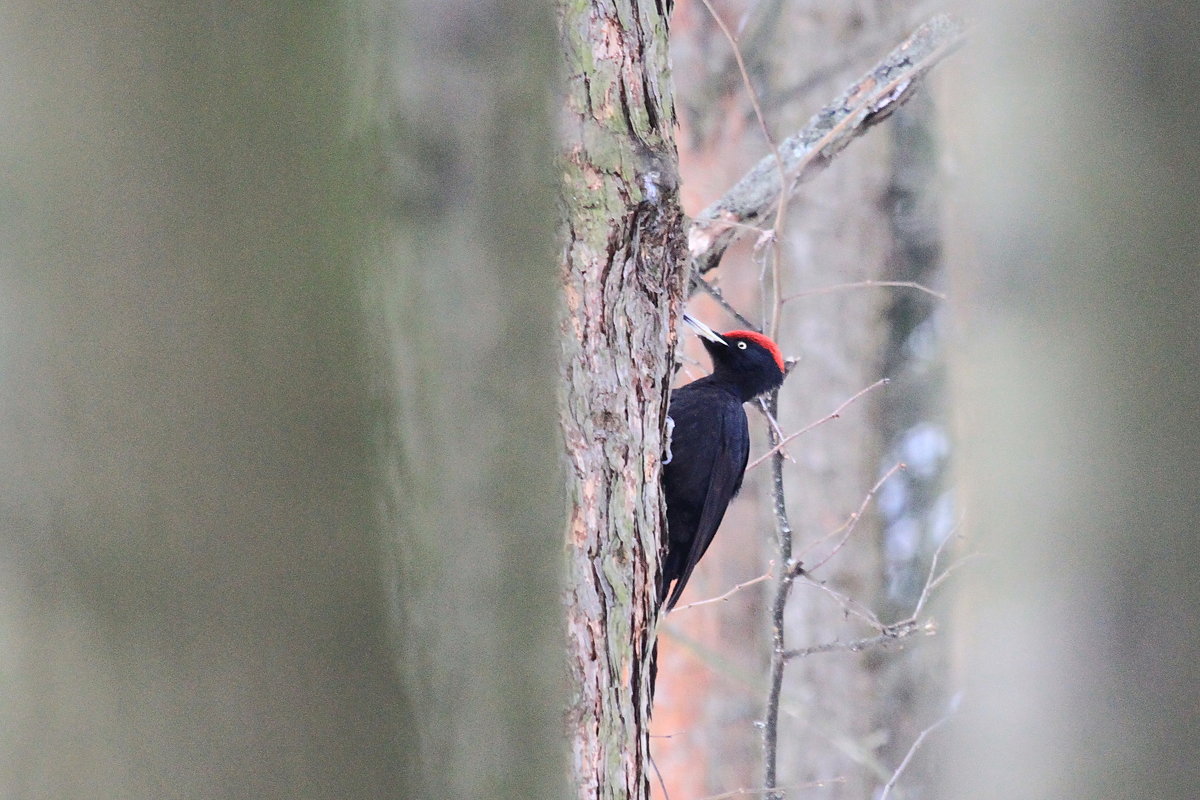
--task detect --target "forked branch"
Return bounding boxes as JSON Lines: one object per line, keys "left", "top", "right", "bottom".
{"left": 687, "top": 14, "right": 965, "bottom": 277}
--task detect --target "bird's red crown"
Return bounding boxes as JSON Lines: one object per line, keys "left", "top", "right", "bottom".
{"left": 725, "top": 330, "right": 785, "bottom": 373}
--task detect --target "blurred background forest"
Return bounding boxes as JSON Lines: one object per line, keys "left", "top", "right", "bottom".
{"left": 1, "top": 2, "right": 1197, "bottom": 800}
{"left": 652, "top": 2, "right": 954, "bottom": 798}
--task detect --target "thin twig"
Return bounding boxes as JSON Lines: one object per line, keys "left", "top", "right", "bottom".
{"left": 754, "top": 398, "right": 795, "bottom": 463}
{"left": 781, "top": 622, "right": 930, "bottom": 661}
{"left": 747, "top": 378, "right": 889, "bottom": 471}
{"left": 674, "top": 566, "right": 775, "bottom": 611}
{"left": 911, "top": 523, "right": 961, "bottom": 618}
{"left": 648, "top": 730, "right": 687, "bottom": 740}
{"left": 782, "top": 279, "right": 947, "bottom": 303}
{"left": 697, "top": 0, "right": 782, "bottom": 178}
{"left": 696, "top": 0, "right": 792, "bottom": 340}
{"left": 649, "top": 752, "right": 670, "bottom": 800}
{"left": 793, "top": 573, "right": 883, "bottom": 629}
{"left": 693, "top": 778, "right": 845, "bottom": 800}
{"left": 801, "top": 462, "right": 906, "bottom": 574}
{"left": 877, "top": 695, "right": 961, "bottom": 800}
{"left": 692, "top": 276, "right": 762, "bottom": 331}
{"left": 694, "top": 788, "right": 781, "bottom": 800}
{"left": 923, "top": 551, "right": 984, "bottom": 601}
{"left": 694, "top": 787, "right": 785, "bottom": 800}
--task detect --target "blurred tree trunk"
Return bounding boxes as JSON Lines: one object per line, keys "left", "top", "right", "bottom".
{"left": 558, "top": 2, "right": 688, "bottom": 798}
{"left": 358, "top": 1, "right": 566, "bottom": 797}
{"left": 872, "top": 93, "right": 952, "bottom": 793}
{"left": 0, "top": 3, "right": 563, "bottom": 799}
{"left": 941, "top": 1, "right": 1200, "bottom": 799}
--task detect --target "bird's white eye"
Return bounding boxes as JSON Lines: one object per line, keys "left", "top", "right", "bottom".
{"left": 737, "top": 341, "right": 748, "bottom": 350}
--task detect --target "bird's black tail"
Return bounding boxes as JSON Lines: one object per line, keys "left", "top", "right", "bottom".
{"left": 646, "top": 579, "right": 669, "bottom": 709}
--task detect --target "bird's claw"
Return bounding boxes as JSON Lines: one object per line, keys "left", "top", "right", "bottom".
{"left": 663, "top": 415, "right": 675, "bottom": 465}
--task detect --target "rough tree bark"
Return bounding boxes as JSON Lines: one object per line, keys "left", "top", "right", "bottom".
{"left": 558, "top": 2, "right": 689, "bottom": 798}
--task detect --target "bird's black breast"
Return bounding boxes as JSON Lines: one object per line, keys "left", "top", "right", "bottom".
{"left": 660, "top": 379, "right": 750, "bottom": 608}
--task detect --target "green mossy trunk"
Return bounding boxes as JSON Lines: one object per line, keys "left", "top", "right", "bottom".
{"left": 558, "top": 2, "right": 688, "bottom": 797}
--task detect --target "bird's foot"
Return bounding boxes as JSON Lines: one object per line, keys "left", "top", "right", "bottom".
{"left": 662, "top": 415, "right": 675, "bottom": 465}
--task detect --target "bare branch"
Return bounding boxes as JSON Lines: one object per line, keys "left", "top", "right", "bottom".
{"left": 674, "top": 566, "right": 775, "bottom": 611}
{"left": 747, "top": 378, "right": 890, "bottom": 471}
{"left": 801, "top": 462, "right": 906, "bottom": 573}
{"left": 688, "top": 14, "right": 966, "bottom": 277}
{"left": 781, "top": 621, "right": 933, "bottom": 661}
{"left": 877, "top": 695, "right": 961, "bottom": 800}
{"left": 692, "top": 275, "right": 762, "bottom": 331}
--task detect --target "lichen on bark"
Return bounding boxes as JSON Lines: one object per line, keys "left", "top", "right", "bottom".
{"left": 558, "top": 1, "right": 688, "bottom": 798}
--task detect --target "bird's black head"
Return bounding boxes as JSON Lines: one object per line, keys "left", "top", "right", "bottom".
{"left": 683, "top": 314, "right": 786, "bottom": 401}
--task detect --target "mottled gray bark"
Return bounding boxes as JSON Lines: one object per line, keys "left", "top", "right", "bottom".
{"left": 558, "top": 2, "right": 689, "bottom": 798}
{"left": 688, "top": 14, "right": 964, "bottom": 279}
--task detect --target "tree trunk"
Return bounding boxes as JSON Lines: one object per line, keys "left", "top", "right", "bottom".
{"left": 0, "top": 3, "right": 565, "bottom": 798}
{"left": 941, "top": 1, "right": 1200, "bottom": 798}
{"left": 558, "top": 2, "right": 688, "bottom": 798}
{"left": 357, "top": 1, "right": 567, "bottom": 797}
{"left": 0, "top": 7, "right": 406, "bottom": 796}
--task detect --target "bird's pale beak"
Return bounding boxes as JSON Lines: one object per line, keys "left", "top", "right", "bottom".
{"left": 682, "top": 313, "right": 728, "bottom": 346}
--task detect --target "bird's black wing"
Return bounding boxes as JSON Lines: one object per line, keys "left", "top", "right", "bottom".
{"left": 663, "top": 394, "right": 749, "bottom": 609}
